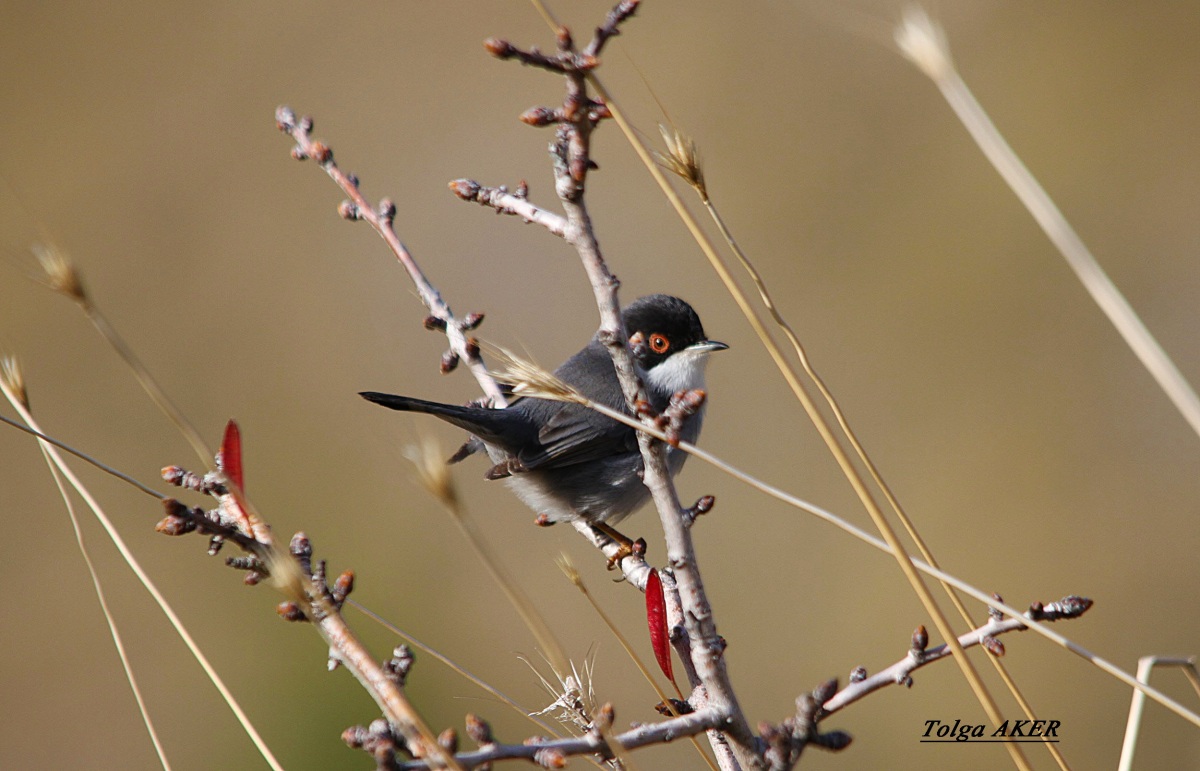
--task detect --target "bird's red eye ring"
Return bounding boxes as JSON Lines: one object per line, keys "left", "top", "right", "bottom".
{"left": 649, "top": 334, "right": 670, "bottom": 354}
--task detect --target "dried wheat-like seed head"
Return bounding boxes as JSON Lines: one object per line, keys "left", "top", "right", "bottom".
{"left": 0, "top": 355, "right": 28, "bottom": 409}
{"left": 555, "top": 552, "right": 584, "bottom": 589}
{"left": 485, "top": 343, "right": 585, "bottom": 404}
{"left": 655, "top": 124, "right": 706, "bottom": 199}
{"left": 33, "top": 243, "right": 88, "bottom": 304}
{"left": 524, "top": 649, "right": 599, "bottom": 734}
{"left": 405, "top": 436, "right": 460, "bottom": 511}
{"left": 895, "top": 6, "right": 953, "bottom": 81}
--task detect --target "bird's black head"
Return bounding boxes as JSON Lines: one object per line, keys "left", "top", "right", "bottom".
{"left": 622, "top": 294, "right": 726, "bottom": 371}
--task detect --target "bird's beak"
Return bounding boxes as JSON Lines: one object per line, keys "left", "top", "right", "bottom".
{"left": 689, "top": 339, "right": 729, "bottom": 354}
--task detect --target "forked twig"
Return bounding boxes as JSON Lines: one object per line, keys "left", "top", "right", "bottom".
{"left": 275, "top": 108, "right": 507, "bottom": 409}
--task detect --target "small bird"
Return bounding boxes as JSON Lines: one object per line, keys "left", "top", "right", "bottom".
{"left": 361, "top": 294, "right": 727, "bottom": 526}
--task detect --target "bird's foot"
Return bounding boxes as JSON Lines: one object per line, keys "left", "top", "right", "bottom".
{"left": 593, "top": 522, "right": 647, "bottom": 570}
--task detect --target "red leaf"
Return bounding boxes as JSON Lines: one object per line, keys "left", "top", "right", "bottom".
{"left": 645, "top": 568, "right": 675, "bottom": 684}
{"left": 219, "top": 419, "right": 244, "bottom": 491}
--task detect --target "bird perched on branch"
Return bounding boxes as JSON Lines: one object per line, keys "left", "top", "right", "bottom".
{"left": 361, "top": 294, "right": 726, "bottom": 527}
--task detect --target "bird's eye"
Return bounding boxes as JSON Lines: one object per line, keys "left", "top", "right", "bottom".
{"left": 649, "top": 334, "right": 670, "bottom": 354}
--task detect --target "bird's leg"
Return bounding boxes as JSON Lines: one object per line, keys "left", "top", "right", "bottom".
{"left": 592, "top": 522, "right": 647, "bottom": 570}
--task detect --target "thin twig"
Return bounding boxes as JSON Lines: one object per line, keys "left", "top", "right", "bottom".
{"left": 276, "top": 108, "right": 508, "bottom": 408}
{"left": 314, "top": 597, "right": 463, "bottom": 770}
{"left": 0, "top": 412, "right": 164, "bottom": 498}
{"left": 395, "top": 707, "right": 725, "bottom": 770}
{"left": 822, "top": 597, "right": 1092, "bottom": 715}
{"left": 159, "top": 467, "right": 462, "bottom": 771}
{"left": 346, "top": 599, "right": 564, "bottom": 739}
{"left": 448, "top": 179, "right": 567, "bottom": 237}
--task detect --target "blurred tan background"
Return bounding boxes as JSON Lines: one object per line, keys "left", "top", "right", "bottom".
{"left": 3, "top": 1, "right": 1199, "bottom": 769}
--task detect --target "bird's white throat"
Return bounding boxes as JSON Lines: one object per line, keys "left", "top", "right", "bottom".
{"left": 644, "top": 347, "right": 712, "bottom": 395}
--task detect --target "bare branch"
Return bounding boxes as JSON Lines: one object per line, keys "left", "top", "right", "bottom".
{"left": 483, "top": 38, "right": 582, "bottom": 74}
{"left": 748, "top": 595, "right": 1090, "bottom": 769}
{"left": 275, "top": 106, "right": 507, "bottom": 408}
{"left": 161, "top": 454, "right": 461, "bottom": 770}
{"left": 449, "top": 178, "right": 567, "bottom": 236}
{"left": 584, "top": 0, "right": 641, "bottom": 58}
{"left": 395, "top": 707, "right": 725, "bottom": 770}
{"left": 822, "top": 595, "right": 1094, "bottom": 715}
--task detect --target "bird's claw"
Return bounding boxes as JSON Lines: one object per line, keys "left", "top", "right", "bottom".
{"left": 593, "top": 522, "right": 646, "bottom": 570}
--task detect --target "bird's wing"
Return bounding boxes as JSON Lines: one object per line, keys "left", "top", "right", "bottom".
{"left": 511, "top": 341, "right": 640, "bottom": 470}
{"left": 515, "top": 400, "right": 636, "bottom": 470}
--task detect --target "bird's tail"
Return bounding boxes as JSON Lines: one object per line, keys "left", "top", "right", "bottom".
{"left": 360, "top": 391, "right": 470, "bottom": 420}
{"left": 359, "top": 391, "right": 515, "bottom": 442}
{"left": 361, "top": 392, "right": 493, "bottom": 464}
